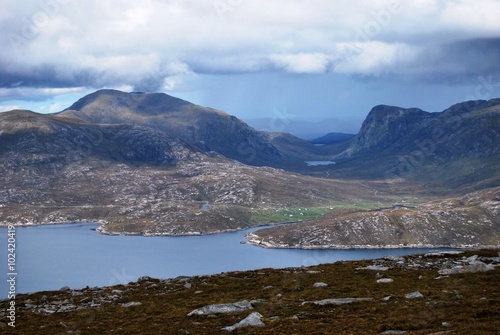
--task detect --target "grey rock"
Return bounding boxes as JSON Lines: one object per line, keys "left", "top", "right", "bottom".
{"left": 381, "top": 331, "right": 407, "bottom": 334}
{"left": 377, "top": 278, "right": 394, "bottom": 283}
{"left": 222, "top": 312, "right": 264, "bottom": 331}
{"left": 302, "top": 297, "right": 373, "bottom": 306}
{"left": 121, "top": 302, "right": 142, "bottom": 307}
{"left": 439, "top": 260, "right": 495, "bottom": 275}
{"left": 405, "top": 291, "right": 423, "bottom": 299}
{"left": 188, "top": 300, "right": 254, "bottom": 316}
{"left": 57, "top": 305, "right": 77, "bottom": 313}
{"left": 313, "top": 282, "right": 328, "bottom": 288}
{"left": 424, "top": 251, "right": 463, "bottom": 257}
{"left": 466, "top": 255, "right": 479, "bottom": 262}
{"left": 381, "top": 295, "right": 392, "bottom": 302}
{"left": 356, "top": 265, "right": 390, "bottom": 271}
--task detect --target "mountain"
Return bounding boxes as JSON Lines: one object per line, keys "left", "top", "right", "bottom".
{"left": 341, "top": 99, "right": 500, "bottom": 159}
{"left": 247, "top": 186, "right": 500, "bottom": 249}
{"left": 1, "top": 94, "right": 499, "bottom": 243}
{"left": 0, "top": 108, "right": 388, "bottom": 235}
{"left": 245, "top": 117, "right": 362, "bottom": 140}
{"left": 263, "top": 132, "right": 352, "bottom": 161}
{"left": 309, "top": 132, "right": 356, "bottom": 145}
{"left": 0, "top": 109, "right": 196, "bottom": 168}
{"left": 328, "top": 99, "right": 500, "bottom": 190}
{"left": 59, "top": 89, "right": 283, "bottom": 166}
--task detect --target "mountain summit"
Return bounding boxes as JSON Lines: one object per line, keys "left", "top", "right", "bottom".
{"left": 59, "top": 89, "right": 283, "bottom": 166}
{"left": 343, "top": 99, "right": 500, "bottom": 158}
{"left": 330, "top": 99, "right": 500, "bottom": 189}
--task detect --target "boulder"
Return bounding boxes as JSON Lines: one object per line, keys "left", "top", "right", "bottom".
{"left": 188, "top": 300, "right": 254, "bottom": 316}
{"left": 222, "top": 312, "right": 264, "bottom": 331}
{"left": 302, "top": 297, "right": 373, "bottom": 306}
{"left": 377, "top": 278, "right": 394, "bottom": 283}
{"left": 405, "top": 291, "right": 423, "bottom": 299}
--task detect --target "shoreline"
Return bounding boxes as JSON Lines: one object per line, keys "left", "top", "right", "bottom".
{"left": 2, "top": 221, "right": 498, "bottom": 251}
{"left": 245, "top": 233, "right": 500, "bottom": 250}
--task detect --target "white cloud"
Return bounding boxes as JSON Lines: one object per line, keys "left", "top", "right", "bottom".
{"left": 0, "top": 105, "right": 21, "bottom": 112}
{"left": 441, "top": 0, "right": 500, "bottom": 35}
{"left": 270, "top": 53, "right": 330, "bottom": 74}
{"left": 334, "top": 41, "right": 417, "bottom": 76}
{"left": 49, "top": 102, "right": 62, "bottom": 113}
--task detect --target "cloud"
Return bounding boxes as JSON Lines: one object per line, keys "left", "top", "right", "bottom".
{"left": 0, "top": 105, "right": 21, "bottom": 112}
{"left": 333, "top": 42, "right": 417, "bottom": 76}
{"left": 404, "top": 38, "right": 500, "bottom": 83}
{"left": 270, "top": 53, "right": 330, "bottom": 74}
{"left": 0, "top": 0, "right": 498, "bottom": 101}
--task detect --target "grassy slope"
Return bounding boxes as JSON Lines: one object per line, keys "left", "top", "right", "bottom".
{"left": 2, "top": 249, "right": 499, "bottom": 335}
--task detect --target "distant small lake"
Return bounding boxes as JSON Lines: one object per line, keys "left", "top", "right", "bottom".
{"left": 306, "top": 161, "right": 336, "bottom": 166}
{"left": 0, "top": 223, "right": 446, "bottom": 298}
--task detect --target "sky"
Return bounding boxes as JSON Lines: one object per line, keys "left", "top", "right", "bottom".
{"left": 1, "top": 0, "right": 499, "bottom": 131}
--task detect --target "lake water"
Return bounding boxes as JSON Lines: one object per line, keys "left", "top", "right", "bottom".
{"left": 305, "top": 161, "right": 336, "bottom": 166}
{"left": 0, "top": 223, "right": 445, "bottom": 298}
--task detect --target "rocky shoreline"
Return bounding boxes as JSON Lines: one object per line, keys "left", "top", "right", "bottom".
{"left": 3, "top": 220, "right": 500, "bottom": 252}
{"left": 245, "top": 232, "right": 500, "bottom": 250}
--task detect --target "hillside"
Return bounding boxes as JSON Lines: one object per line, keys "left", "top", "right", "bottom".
{"left": 2, "top": 249, "right": 499, "bottom": 334}
{"left": 0, "top": 109, "right": 390, "bottom": 235}
{"left": 309, "top": 132, "right": 356, "bottom": 145}
{"left": 339, "top": 99, "right": 499, "bottom": 161}
{"left": 247, "top": 187, "right": 500, "bottom": 249}
{"left": 58, "top": 90, "right": 284, "bottom": 166}
{"left": 325, "top": 99, "right": 500, "bottom": 190}
{"left": 262, "top": 131, "right": 352, "bottom": 161}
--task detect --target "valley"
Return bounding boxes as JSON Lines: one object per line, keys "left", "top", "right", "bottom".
{"left": 0, "top": 91, "right": 498, "bottom": 248}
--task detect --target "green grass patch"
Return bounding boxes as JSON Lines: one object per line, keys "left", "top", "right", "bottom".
{"left": 248, "top": 202, "right": 386, "bottom": 225}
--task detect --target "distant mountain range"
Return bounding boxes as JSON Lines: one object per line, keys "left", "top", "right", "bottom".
{"left": 0, "top": 90, "right": 498, "bottom": 246}
{"left": 244, "top": 117, "right": 362, "bottom": 140}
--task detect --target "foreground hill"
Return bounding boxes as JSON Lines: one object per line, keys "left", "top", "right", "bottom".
{"left": 247, "top": 187, "right": 500, "bottom": 249}
{"left": 2, "top": 249, "right": 498, "bottom": 334}
{"left": 0, "top": 109, "right": 388, "bottom": 235}
{"left": 58, "top": 89, "right": 284, "bottom": 166}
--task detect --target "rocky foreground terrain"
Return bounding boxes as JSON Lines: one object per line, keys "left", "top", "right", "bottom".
{"left": 247, "top": 187, "right": 500, "bottom": 249}
{"left": 1, "top": 249, "right": 498, "bottom": 334}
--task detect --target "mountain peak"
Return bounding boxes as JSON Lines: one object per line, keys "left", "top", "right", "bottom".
{"left": 58, "top": 89, "right": 282, "bottom": 166}
{"left": 338, "top": 99, "right": 500, "bottom": 165}
{"left": 344, "top": 105, "right": 429, "bottom": 154}
{"left": 63, "top": 89, "right": 195, "bottom": 117}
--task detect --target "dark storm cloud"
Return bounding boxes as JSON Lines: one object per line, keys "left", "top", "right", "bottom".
{"left": 409, "top": 38, "right": 500, "bottom": 84}
{"left": 0, "top": 0, "right": 499, "bottom": 102}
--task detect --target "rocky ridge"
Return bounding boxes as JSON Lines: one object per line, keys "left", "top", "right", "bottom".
{"left": 247, "top": 187, "right": 500, "bottom": 249}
